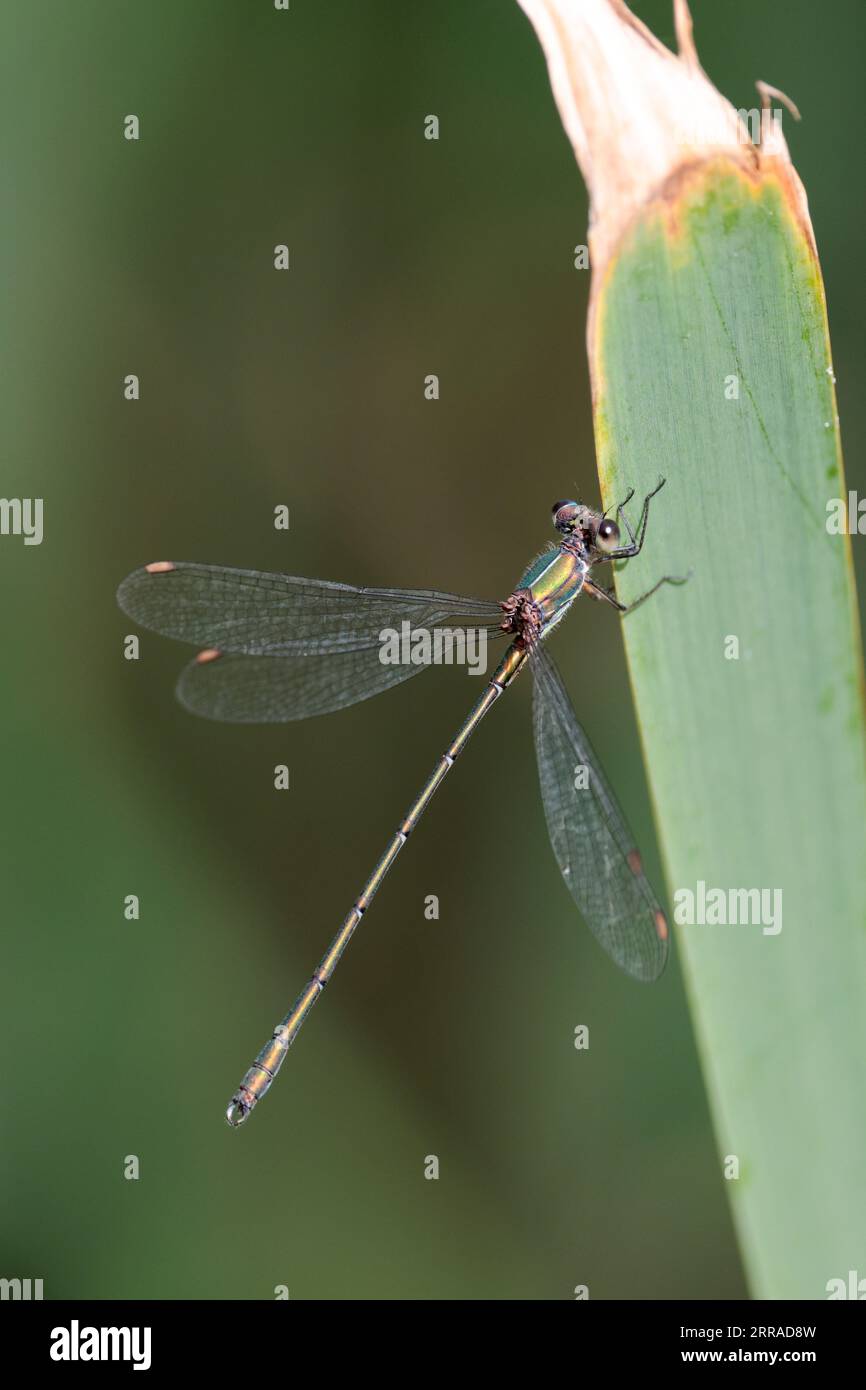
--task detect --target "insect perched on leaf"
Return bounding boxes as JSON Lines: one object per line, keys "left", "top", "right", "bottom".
{"left": 117, "top": 477, "right": 685, "bottom": 1126}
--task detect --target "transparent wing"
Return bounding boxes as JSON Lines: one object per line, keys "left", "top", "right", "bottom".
{"left": 531, "top": 642, "right": 669, "bottom": 982}
{"left": 117, "top": 560, "right": 505, "bottom": 723}
{"left": 176, "top": 646, "right": 432, "bottom": 723}
{"left": 117, "top": 562, "right": 503, "bottom": 655}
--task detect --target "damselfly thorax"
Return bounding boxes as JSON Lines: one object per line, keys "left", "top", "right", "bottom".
{"left": 500, "top": 546, "right": 589, "bottom": 647}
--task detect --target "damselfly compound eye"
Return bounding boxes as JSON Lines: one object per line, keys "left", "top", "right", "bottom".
{"left": 553, "top": 501, "right": 580, "bottom": 532}
{"left": 596, "top": 518, "right": 620, "bottom": 551}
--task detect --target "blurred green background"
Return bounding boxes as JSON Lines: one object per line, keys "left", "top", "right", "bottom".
{"left": 1, "top": 0, "right": 863, "bottom": 1300}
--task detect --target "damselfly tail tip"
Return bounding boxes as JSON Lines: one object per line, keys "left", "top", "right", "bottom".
{"left": 226, "top": 1096, "right": 251, "bottom": 1128}
{"left": 145, "top": 561, "right": 175, "bottom": 574}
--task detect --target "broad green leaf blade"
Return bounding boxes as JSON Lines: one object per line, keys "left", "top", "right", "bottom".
{"left": 592, "top": 159, "right": 866, "bottom": 1297}
{"left": 518, "top": 0, "right": 866, "bottom": 1297}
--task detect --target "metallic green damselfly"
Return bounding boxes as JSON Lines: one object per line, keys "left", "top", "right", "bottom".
{"left": 117, "top": 479, "right": 683, "bottom": 1126}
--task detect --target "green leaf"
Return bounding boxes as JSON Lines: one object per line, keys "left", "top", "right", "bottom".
{"left": 517, "top": 0, "right": 866, "bottom": 1296}
{"left": 593, "top": 156, "right": 866, "bottom": 1298}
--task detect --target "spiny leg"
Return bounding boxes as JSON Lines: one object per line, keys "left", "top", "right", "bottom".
{"left": 606, "top": 475, "right": 667, "bottom": 561}
{"left": 584, "top": 571, "right": 689, "bottom": 615}
{"left": 583, "top": 579, "right": 626, "bottom": 611}
{"left": 613, "top": 487, "right": 636, "bottom": 545}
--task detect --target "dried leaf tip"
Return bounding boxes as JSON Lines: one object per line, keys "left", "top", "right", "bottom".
{"left": 516, "top": 0, "right": 801, "bottom": 271}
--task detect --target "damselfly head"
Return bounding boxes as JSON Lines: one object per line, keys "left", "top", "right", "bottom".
{"left": 552, "top": 500, "right": 583, "bottom": 532}
{"left": 553, "top": 500, "right": 617, "bottom": 548}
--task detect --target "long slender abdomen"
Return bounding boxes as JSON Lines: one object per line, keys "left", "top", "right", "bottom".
{"left": 225, "top": 641, "right": 528, "bottom": 1126}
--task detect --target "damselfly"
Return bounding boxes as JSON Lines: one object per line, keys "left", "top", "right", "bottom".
{"left": 117, "top": 478, "right": 684, "bottom": 1126}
